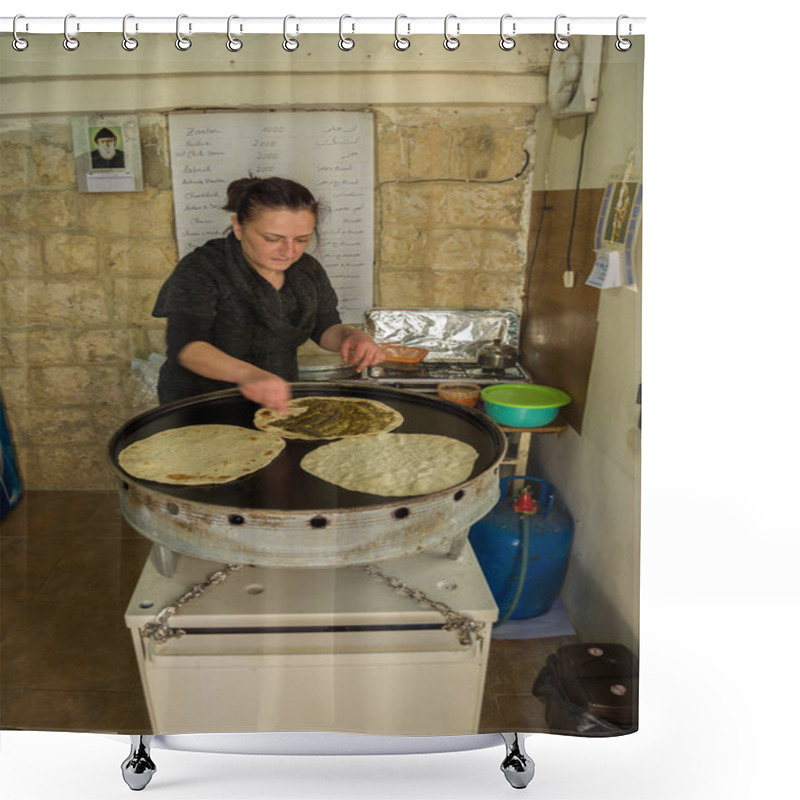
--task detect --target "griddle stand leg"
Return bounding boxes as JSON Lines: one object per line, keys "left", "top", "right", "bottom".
{"left": 121, "top": 735, "right": 156, "bottom": 791}
{"left": 446, "top": 528, "right": 470, "bottom": 560}
{"left": 500, "top": 733, "right": 535, "bottom": 789}
{"left": 151, "top": 544, "right": 179, "bottom": 577}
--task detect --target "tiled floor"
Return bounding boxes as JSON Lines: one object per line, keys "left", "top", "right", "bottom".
{"left": 1, "top": 491, "right": 575, "bottom": 734}
{"left": 1, "top": 491, "right": 152, "bottom": 733}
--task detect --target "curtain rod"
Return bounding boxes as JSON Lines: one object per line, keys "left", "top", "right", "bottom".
{"left": 1, "top": 15, "right": 646, "bottom": 38}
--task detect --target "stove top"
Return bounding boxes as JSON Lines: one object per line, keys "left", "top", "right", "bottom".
{"left": 365, "top": 361, "right": 531, "bottom": 386}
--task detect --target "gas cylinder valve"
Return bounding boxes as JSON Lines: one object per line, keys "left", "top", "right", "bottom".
{"left": 512, "top": 486, "right": 538, "bottom": 516}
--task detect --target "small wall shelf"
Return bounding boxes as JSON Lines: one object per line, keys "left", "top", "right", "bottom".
{"left": 498, "top": 417, "right": 569, "bottom": 478}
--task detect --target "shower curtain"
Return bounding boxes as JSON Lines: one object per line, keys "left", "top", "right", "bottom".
{"left": 0, "top": 10, "right": 643, "bottom": 798}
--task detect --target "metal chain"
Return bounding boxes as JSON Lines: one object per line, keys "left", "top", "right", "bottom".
{"left": 141, "top": 561, "right": 485, "bottom": 648}
{"left": 141, "top": 563, "right": 244, "bottom": 643}
{"left": 363, "top": 564, "right": 486, "bottom": 646}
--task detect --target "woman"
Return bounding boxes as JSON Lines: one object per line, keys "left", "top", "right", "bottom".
{"left": 153, "top": 176, "right": 384, "bottom": 411}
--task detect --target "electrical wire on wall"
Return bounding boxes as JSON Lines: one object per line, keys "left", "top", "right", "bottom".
{"left": 520, "top": 113, "right": 560, "bottom": 318}
{"left": 563, "top": 114, "right": 591, "bottom": 287}
{"left": 373, "top": 148, "right": 532, "bottom": 305}
{"left": 377, "top": 148, "right": 531, "bottom": 187}
{"left": 523, "top": 189, "right": 549, "bottom": 300}
{"left": 519, "top": 112, "right": 591, "bottom": 377}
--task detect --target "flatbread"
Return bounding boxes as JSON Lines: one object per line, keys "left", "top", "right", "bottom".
{"left": 118, "top": 424, "right": 286, "bottom": 485}
{"left": 254, "top": 396, "right": 404, "bottom": 441}
{"left": 300, "top": 433, "right": 479, "bottom": 496}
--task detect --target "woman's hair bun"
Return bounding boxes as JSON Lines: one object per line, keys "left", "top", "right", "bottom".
{"left": 223, "top": 175, "right": 318, "bottom": 223}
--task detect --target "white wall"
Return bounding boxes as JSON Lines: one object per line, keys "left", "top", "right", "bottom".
{"left": 529, "top": 38, "right": 643, "bottom": 652}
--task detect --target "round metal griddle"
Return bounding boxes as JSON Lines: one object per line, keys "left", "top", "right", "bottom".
{"left": 108, "top": 382, "right": 507, "bottom": 567}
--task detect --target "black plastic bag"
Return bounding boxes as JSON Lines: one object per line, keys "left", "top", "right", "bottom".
{"left": 532, "top": 654, "right": 635, "bottom": 737}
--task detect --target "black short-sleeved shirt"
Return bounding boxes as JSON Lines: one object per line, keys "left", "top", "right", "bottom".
{"left": 152, "top": 233, "right": 341, "bottom": 404}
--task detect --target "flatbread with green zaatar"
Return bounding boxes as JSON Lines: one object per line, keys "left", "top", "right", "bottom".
{"left": 254, "top": 396, "right": 403, "bottom": 440}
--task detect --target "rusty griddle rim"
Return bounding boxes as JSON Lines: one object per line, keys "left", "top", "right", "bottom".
{"left": 107, "top": 382, "right": 507, "bottom": 514}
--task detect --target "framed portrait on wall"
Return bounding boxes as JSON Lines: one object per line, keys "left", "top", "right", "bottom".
{"left": 71, "top": 114, "right": 144, "bottom": 193}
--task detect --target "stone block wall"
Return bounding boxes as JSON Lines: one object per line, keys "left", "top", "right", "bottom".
{"left": 1, "top": 105, "right": 535, "bottom": 489}
{"left": 375, "top": 108, "right": 534, "bottom": 309}
{"left": 1, "top": 114, "right": 176, "bottom": 490}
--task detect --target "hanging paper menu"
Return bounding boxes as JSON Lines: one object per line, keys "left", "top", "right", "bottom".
{"left": 586, "top": 249, "right": 623, "bottom": 289}
{"left": 589, "top": 152, "right": 642, "bottom": 291}
{"left": 168, "top": 111, "right": 374, "bottom": 323}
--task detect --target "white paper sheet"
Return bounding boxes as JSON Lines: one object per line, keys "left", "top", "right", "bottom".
{"left": 168, "top": 111, "right": 374, "bottom": 323}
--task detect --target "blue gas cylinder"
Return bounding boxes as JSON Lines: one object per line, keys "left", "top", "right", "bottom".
{"left": 469, "top": 476, "right": 574, "bottom": 620}
{"left": 0, "top": 399, "right": 23, "bottom": 520}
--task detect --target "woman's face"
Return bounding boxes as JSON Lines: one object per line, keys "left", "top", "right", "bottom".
{"left": 232, "top": 208, "right": 316, "bottom": 275}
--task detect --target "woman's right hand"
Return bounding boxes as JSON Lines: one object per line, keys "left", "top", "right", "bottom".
{"left": 238, "top": 371, "right": 292, "bottom": 413}
{"left": 177, "top": 341, "right": 292, "bottom": 412}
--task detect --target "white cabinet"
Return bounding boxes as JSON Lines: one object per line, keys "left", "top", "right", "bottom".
{"left": 126, "top": 545, "right": 497, "bottom": 736}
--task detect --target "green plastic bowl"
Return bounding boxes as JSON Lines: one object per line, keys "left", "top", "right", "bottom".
{"left": 481, "top": 383, "right": 571, "bottom": 427}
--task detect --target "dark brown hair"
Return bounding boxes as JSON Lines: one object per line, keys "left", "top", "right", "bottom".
{"left": 223, "top": 176, "right": 319, "bottom": 224}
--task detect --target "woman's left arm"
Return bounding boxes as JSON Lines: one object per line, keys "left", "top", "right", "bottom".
{"left": 319, "top": 324, "right": 385, "bottom": 372}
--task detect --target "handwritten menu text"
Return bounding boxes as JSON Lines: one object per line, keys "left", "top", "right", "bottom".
{"left": 168, "top": 112, "right": 374, "bottom": 322}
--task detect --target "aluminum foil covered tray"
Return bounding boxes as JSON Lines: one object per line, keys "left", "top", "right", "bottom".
{"left": 365, "top": 308, "right": 520, "bottom": 363}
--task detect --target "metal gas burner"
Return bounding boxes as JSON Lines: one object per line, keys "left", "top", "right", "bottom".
{"left": 362, "top": 308, "right": 531, "bottom": 392}
{"left": 365, "top": 361, "right": 532, "bottom": 391}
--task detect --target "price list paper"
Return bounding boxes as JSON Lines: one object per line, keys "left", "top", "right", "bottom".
{"left": 168, "top": 111, "right": 374, "bottom": 322}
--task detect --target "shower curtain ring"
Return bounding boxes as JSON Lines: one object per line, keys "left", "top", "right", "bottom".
{"left": 175, "top": 14, "right": 192, "bottom": 51}
{"left": 394, "top": 15, "right": 411, "bottom": 51}
{"left": 226, "top": 15, "right": 243, "bottom": 51}
{"left": 553, "top": 14, "right": 570, "bottom": 51}
{"left": 615, "top": 15, "right": 632, "bottom": 51}
{"left": 122, "top": 15, "right": 138, "bottom": 51}
{"left": 443, "top": 14, "right": 460, "bottom": 51}
{"left": 338, "top": 15, "right": 355, "bottom": 51}
{"left": 12, "top": 15, "right": 29, "bottom": 51}
{"left": 499, "top": 14, "right": 516, "bottom": 50}
{"left": 283, "top": 15, "right": 299, "bottom": 51}
{"left": 63, "top": 14, "right": 80, "bottom": 51}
